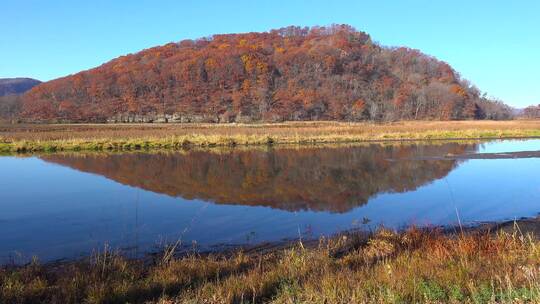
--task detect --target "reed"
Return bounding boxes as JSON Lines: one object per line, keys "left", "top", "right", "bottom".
{"left": 1, "top": 120, "right": 540, "bottom": 152}
{"left": 2, "top": 226, "right": 540, "bottom": 303}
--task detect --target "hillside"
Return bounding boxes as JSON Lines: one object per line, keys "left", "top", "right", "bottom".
{"left": 0, "top": 78, "right": 41, "bottom": 96}
{"left": 19, "top": 25, "right": 511, "bottom": 123}
{"left": 0, "top": 78, "right": 41, "bottom": 121}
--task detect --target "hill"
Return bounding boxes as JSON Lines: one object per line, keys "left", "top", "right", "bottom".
{"left": 19, "top": 25, "right": 511, "bottom": 123}
{"left": 0, "top": 78, "right": 41, "bottom": 96}
{"left": 0, "top": 78, "right": 41, "bottom": 121}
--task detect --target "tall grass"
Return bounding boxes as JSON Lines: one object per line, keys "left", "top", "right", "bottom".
{"left": 2, "top": 227, "right": 540, "bottom": 303}
{"left": 1, "top": 120, "right": 540, "bottom": 152}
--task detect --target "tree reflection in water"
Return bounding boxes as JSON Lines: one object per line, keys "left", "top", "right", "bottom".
{"left": 41, "top": 143, "right": 477, "bottom": 213}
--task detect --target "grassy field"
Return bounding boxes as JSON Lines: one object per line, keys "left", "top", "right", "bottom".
{"left": 2, "top": 224, "right": 540, "bottom": 304}
{"left": 1, "top": 120, "right": 540, "bottom": 152}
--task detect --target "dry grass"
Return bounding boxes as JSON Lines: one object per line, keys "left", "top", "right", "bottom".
{"left": 1, "top": 120, "right": 540, "bottom": 152}
{"left": 2, "top": 227, "right": 540, "bottom": 303}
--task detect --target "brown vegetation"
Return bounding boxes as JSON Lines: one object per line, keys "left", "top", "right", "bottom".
{"left": 2, "top": 120, "right": 540, "bottom": 142}
{"left": 2, "top": 226, "right": 540, "bottom": 303}
{"left": 0, "top": 95, "right": 21, "bottom": 121}
{"left": 1, "top": 121, "right": 540, "bottom": 153}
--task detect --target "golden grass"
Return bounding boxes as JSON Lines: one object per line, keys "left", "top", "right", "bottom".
{"left": 2, "top": 227, "right": 540, "bottom": 303}
{"left": 1, "top": 120, "right": 540, "bottom": 152}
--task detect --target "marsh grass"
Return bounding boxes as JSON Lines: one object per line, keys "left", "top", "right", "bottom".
{"left": 2, "top": 227, "right": 540, "bottom": 303}
{"left": 1, "top": 120, "right": 540, "bottom": 152}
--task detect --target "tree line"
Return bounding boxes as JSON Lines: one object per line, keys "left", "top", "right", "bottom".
{"left": 522, "top": 105, "right": 540, "bottom": 118}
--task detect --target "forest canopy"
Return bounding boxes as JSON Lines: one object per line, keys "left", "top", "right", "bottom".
{"left": 19, "top": 25, "right": 512, "bottom": 123}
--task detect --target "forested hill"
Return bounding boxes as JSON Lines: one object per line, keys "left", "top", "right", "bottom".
{"left": 19, "top": 25, "right": 511, "bottom": 123}
{"left": 0, "top": 78, "right": 41, "bottom": 96}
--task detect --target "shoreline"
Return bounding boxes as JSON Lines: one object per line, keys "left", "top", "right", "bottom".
{"left": 5, "top": 215, "right": 540, "bottom": 268}
{"left": 2, "top": 216, "right": 540, "bottom": 303}
{"left": 2, "top": 135, "right": 539, "bottom": 154}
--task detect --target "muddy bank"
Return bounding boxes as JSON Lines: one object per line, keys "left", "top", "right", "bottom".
{"left": 463, "top": 215, "right": 540, "bottom": 237}
{"left": 412, "top": 150, "right": 540, "bottom": 160}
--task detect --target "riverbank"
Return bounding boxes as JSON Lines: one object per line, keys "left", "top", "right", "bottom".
{"left": 1, "top": 120, "right": 540, "bottom": 152}
{"left": 2, "top": 218, "right": 540, "bottom": 304}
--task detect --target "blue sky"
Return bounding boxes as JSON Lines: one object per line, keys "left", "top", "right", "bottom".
{"left": 1, "top": 0, "right": 538, "bottom": 107}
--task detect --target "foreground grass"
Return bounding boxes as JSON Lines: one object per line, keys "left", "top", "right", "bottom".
{"left": 2, "top": 227, "right": 540, "bottom": 303}
{"left": 1, "top": 120, "right": 540, "bottom": 152}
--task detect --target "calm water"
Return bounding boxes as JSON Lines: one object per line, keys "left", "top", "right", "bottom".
{"left": 1, "top": 140, "right": 540, "bottom": 263}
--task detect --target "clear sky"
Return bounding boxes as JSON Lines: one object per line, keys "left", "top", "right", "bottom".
{"left": 1, "top": 0, "right": 538, "bottom": 107}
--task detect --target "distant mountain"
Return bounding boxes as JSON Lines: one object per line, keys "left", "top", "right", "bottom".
{"left": 0, "top": 78, "right": 41, "bottom": 121}
{"left": 512, "top": 108, "right": 525, "bottom": 116}
{"left": 0, "top": 78, "right": 41, "bottom": 96}
{"left": 19, "top": 25, "right": 511, "bottom": 123}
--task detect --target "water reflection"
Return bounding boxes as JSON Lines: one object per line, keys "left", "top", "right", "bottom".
{"left": 3, "top": 140, "right": 540, "bottom": 263}
{"left": 41, "top": 143, "right": 475, "bottom": 212}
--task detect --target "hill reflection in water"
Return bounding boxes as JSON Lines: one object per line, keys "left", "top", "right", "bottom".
{"left": 41, "top": 143, "right": 476, "bottom": 212}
